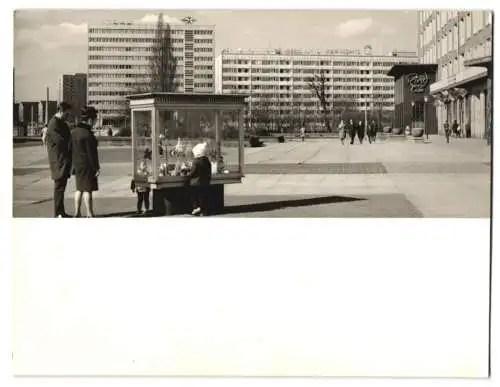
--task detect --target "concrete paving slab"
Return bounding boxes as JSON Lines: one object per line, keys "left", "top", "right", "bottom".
{"left": 12, "top": 137, "right": 491, "bottom": 218}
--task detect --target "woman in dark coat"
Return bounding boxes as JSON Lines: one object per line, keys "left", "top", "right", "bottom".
{"left": 71, "top": 106, "right": 100, "bottom": 218}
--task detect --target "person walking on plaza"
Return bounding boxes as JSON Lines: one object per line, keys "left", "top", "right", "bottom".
{"left": 357, "top": 120, "right": 365, "bottom": 144}
{"left": 45, "top": 102, "right": 73, "bottom": 218}
{"left": 368, "top": 119, "right": 377, "bottom": 144}
{"left": 444, "top": 120, "right": 451, "bottom": 143}
{"left": 300, "top": 126, "right": 306, "bottom": 142}
{"left": 348, "top": 119, "right": 356, "bottom": 145}
{"left": 338, "top": 120, "right": 346, "bottom": 145}
{"left": 452, "top": 120, "right": 460, "bottom": 138}
{"left": 71, "top": 106, "right": 100, "bottom": 218}
{"left": 41, "top": 124, "right": 48, "bottom": 147}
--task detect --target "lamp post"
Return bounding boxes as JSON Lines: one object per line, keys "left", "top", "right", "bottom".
{"left": 364, "top": 99, "right": 368, "bottom": 133}
{"left": 423, "top": 95, "right": 429, "bottom": 140}
{"left": 410, "top": 100, "right": 415, "bottom": 136}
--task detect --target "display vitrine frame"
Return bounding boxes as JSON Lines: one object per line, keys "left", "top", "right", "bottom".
{"left": 127, "top": 93, "right": 247, "bottom": 190}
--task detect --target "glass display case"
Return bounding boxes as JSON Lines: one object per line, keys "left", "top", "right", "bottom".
{"left": 127, "top": 93, "right": 247, "bottom": 215}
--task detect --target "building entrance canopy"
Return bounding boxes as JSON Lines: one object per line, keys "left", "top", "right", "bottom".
{"left": 430, "top": 67, "right": 487, "bottom": 94}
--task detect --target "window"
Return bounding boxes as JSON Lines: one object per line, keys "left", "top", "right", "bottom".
{"left": 414, "top": 102, "right": 424, "bottom": 122}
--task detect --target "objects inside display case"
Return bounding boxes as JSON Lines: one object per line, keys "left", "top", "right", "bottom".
{"left": 149, "top": 109, "right": 238, "bottom": 179}
{"left": 129, "top": 93, "right": 246, "bottom": 190}
{"left": 132, "top": 110, "right": 153, "bottom": 182}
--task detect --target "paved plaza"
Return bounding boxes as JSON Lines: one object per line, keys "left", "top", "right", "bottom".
{"left": 12, "top": 136, "right": 491, "bottom": 218}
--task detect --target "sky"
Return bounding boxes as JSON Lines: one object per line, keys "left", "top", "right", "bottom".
{"left": 13, "top": 9, "right": 418, "bottom": 102}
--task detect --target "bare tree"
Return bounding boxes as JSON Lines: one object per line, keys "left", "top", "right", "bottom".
{"left": 307, "top": 69, "right": 331, "bottom": 131}
{"left": 117, "top": 14, "right": 178, "bottom": 135}
{"left": 150, "top": 13, "right": 178, "bottom": 92}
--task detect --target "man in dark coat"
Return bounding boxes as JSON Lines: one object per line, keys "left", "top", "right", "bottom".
{"left": 45, "top": 102, "right": 73, "bottom": 217}
{"left": 72, "top": 106, "right": 100, "bottom": 218}
{"left": 368, "top": 120, "right": 377, "bottom": 144}
{"left": 452, "top": 120, "right": 460, "bottom": 137}
{"left": 444, "top": 120, "right": 450, "bottom": 143}
{"left": 357, "top": 120, "right": 365, "bottom": 144}
{"left": 348, "top": 119, "right": 357, "bottom": 145}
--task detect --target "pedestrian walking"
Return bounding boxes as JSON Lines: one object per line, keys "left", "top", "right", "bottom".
{"left": 444, "top": 120, "right": 450, "bottom": 143}
{"left": 338, "top": 120, "right": 346, "bottom": 145}
{"left": 71, "top": 106, "right": 100, "bottom": 218}
{"left": 368, "top": 119, "right": 377, "bottom": 143}
{"left": 300, "top": 126, "right": 306, "bottom": 142}
{"left": 45, "top": 102, "right": 73, "bottom": 218}
{"left": 452, "top": 120, "right": 460, "bottom": 137}
{"left": 348, "top": 119, "right": 356, "bottom": 145}
{"left": 41, "top": 124, "right": 48, "bottom": 147}
{"left": 357, "top": 120, "right": 365, "bottom": 144}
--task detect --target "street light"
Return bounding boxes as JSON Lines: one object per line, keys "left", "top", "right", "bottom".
{"left": 423, "top": 95, "right": 429, "bottom": 140}
{"left": 410, "top": 100, "right": 415, "bottom": 136}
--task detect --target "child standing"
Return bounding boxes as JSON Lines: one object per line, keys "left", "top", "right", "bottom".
{"left": 187, "top": 142, "right": 212, "bottom": 216}
{"left": 130, "top": 149, "right": 152, "bottom": 214}
{"left": 300, "top": 126, "right": 306, "bottom": 142}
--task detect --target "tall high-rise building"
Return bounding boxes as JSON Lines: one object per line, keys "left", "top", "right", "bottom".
{"left": 58, "top": 73, "right": 88, "bottom": 123}
{"left": 87, "top": 20, "right": 215, "bottom": 127}
{"left": 418, "top": 11, "right": 492, "bottom": 139}
{"left": 215, "top": 47, "right": 419, "bottom": 131}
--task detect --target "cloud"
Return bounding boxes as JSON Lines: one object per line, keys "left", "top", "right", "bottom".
{"left": 15, "top": 22, "right": 87, "bottom": 50}
{"left": 138, "top": 14, "right": 183, "bottom": 24}
{"left": 334, "top": 18, "right": 373, "bottom": 38}
{"left": 380, "top": 25, "right": 397, "bottom": 35}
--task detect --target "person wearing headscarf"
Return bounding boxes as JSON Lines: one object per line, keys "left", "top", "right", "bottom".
{"left": 45, "top": 102, "right": 73, "bottom": 218}
{"left": 187, "top": 142, "right": 212, "bottom": 216}
{"left": 71, "top": 106, "right": 100, "bottom": 218}
{"left": 338, "top": 120, "right": 346, "bottom": 145}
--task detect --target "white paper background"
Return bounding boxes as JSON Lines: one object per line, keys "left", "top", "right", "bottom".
{"left": 3, "top": 0, "right": 498, "bottom": 386}
{"left": 11, "top": 219, "right": 491, "bottom": 377}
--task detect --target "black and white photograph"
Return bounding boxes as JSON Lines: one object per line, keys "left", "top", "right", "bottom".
{"left": 8, "top": 5, "right": 494, "bottom": 382}
{"left": 13, "top": 9, "right": 492, "bottom": 218}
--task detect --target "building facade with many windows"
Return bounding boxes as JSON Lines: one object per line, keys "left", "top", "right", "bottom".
{"left": 87, "top": 21, "right": 215, "bottom": 127}
{"left": 418, "top": 10, "right": 492, "bottom": 139}
{"left": 215, "top": 47, "right": 419, "bottom": 132}
{"left": 58, "top": 73, "right": 87, "bottom": 123}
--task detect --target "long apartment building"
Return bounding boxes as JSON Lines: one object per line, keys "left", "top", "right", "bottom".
{"left": 216, "top": 47, "right": 419, "bottom": 130}
{"left": 418, "top": 10, "right": 492, "bottom": 138}
{"left": 87, "top": 20, "right": 215, "bottom": 127}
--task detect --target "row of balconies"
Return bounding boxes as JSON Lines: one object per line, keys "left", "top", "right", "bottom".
{"left": 221, "top": 66, "right": 396, "bottom": 73}
{"left": 246, "top": 96, "right": 394, "bottom": 102}
{"left": 220, "top": 78, "right": 392, "bottom": 83}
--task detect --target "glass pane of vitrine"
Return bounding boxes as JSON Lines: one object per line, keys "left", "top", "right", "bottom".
{"left": 133, "top": 110, "right": 153, "bottom": 181}
{"left": 220, "top": 110, "right": 241, "bottom": 173}
{"left": 155, "top": 109, "right": 217, "bottom": 179}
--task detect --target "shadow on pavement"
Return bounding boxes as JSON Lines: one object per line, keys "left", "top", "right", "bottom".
{"left": 221, "top": 195, "right": 365, "bottom": 215}
{"left": 98, "top": 210, "right": 154, "bottom": 218}
{"left": 97, "top": 195, "right": 365, "bottom": 218}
